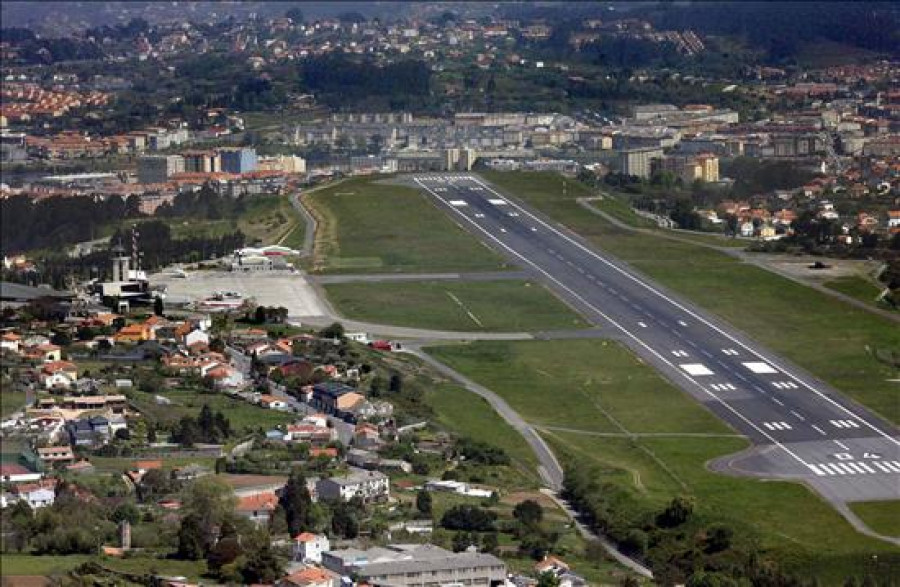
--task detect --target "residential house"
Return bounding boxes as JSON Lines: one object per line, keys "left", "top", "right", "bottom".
{"left": 37, "top": 445, "right": 75, "bottom": 467}
{"left": 235, "top": 492, "right": 279, "bottom": 526}
{"left": 259, "top": 394, "right": 289, "bottom": 410}
{"left": 33, "top": 343, "right": 62, "bottom": 362}
{"left": 11, "top": 481, "right": 56, "bottom": 509}
{"left": 310, "top": 382, "right": 358, "bottom": 414}
{"left": 286, "top": 423, "right": 335, "bottom": 445}
{"left": 534, "top": 555, "right": 587, "bottom": 587}
{"left": 276, "top": 566, "right": 341, "bottom": 587}
{"left": 0, "top": 332, "right": 21, "bottom": 353}
{"left": 205, "top": 364, "right": 245, "bottom": 389}
{"left": 41, "top": 360, "right": 78, "bottom": 390}
{"left": 888, "top": 211, "right": 900, "bottom": 231}
{"left": 353, "top": 423, "right": 382, "bottom": 449}
{"left": 0, "top": 464, "right": 42, "bottom": 483}
{"left": 316, "top": 468, "right": 389, "bottom": 503}
{"left": 114, "top": 323, "right": 152, "bottom": 343}
{"left": 293, "top": 532, "right": 330, "bottom": 563}
{"left": 67, "top": 415, "right": 112, "bottom": 447}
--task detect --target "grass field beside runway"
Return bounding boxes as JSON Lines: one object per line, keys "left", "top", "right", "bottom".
{"left": 303, "top": 177, "right": 508, "bottom": 273}
{"left": 848, "top": 500, "right": 900, "bottom": 538}
{"left": 825, "top": 275, "right": 896, "bottom": 313}
{"left": 323, "top": 279, "right": 588, "bottom": 332}
{"left": 481, "top": 171, "right": 900, "bottom": 426}
{"left": 424, "top": 339, "right": 898, "bottom": 581}
{"left": 426, "top": 339, "right": 732, "bottom": 435}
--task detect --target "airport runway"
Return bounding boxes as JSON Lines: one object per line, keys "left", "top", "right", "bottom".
{"left": 413, "top": 174, "right": 900, "bottom": 505}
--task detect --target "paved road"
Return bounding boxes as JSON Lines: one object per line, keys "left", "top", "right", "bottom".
{"left": 403, "top": 346, "right": 564, "bottom": 491}
{"left": 413, "top": 173, "right": 900, "bottom": 507}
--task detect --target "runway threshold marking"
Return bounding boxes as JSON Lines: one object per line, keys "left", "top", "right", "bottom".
{"left": 465, "top": 176, "right": 900, "bottom": 452}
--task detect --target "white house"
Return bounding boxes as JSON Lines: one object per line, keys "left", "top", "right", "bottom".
{"left": 12, "top": 483, "right": 55, "bottom": 508}
{"left": 184, "top": 329, "right": 210, "bottom": 348}
{"left": 316, "top": 468, "right": 389, "bottom": 503}
{"left": 0, "top": 332, "right": 21, "bottom": 354}
{"left": 293, "top": 532, "right": 330, "bottom": 563}
{"left": 888, "top": 211, "right": 900, "bottom": 229}
{"left": 43, "top": 371, "right": 76, "bottom": 390}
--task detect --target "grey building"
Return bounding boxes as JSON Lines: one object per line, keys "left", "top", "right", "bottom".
{"left": 323, "top": 544, "right": 507, "bottom": 587}
{"left": 137, "top": 155, "right": 184, "bottom": 184}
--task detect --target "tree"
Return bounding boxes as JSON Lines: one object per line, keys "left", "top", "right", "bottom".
{"left": 284, "top": 7, "right": 304, "bottom": 23}
{"left": 703, "top": 524, "right": 733, "bottom": 554}
{"left": 481, "top": 532, "right": 499, "bottom": 555}
{"left": 415, "top": 490, "right": 432, "bottom": 517}
{"left": 452, "top": 531, "right": 475, "bottom": 552}
{"left": 657, "top": 495, "right": 695, "bottom": 528}
{"left": 440, "top": 505, "right": 495, "bottom": 532}
{"left": 111, "top": 502, "right": 139, "bottom": 525}
{"left": 153, "top": 296, "right": 164, "bottom": 316}
{"left": 537, "top": 572, "right": 561, "bottom": 587}
{"left": 254, "top": 305, "right": 267, "bottom": 324}
{"left": 179, "top": 476, "right": 238, "bottom": 556}
{"left": 177, "top": 513, "right": 206, "bottom": 560}
{"left": 281, "top": 468, "right": 316, "bottom": 536}
{"left": 319, "top": 322, "right": 345, "bottom": 340}
{"left": 240, "top": 533, "right": 284, "bottom": 584}
{"left": 331, "top": 501, "right": 360, "bottom": 539}
{"left": 513, "top": 499, "right": 543, "bottom": 527}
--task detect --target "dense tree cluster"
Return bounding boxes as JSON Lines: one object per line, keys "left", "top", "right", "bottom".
{"left": 456, "top": 438, "right": 511, "bottom": 466}
{"left": 300, "top": 55, "right": 431, "bottom": 111}
{"left": 171, "top": 405, "right": 233, "bottom": 446}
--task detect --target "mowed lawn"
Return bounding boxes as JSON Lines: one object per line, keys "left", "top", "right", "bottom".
{"left": 849, "top": 500, "right": 900, "bottom": 538}
{"left": 324, "top": 279, "right": 587, "bottom": 332}
{"left": 304, "top": 177, "right": 507, "bottom": 273}
{"left": 424, "top": 339, "right": 898, "bottom": 579}
{"left": 1, "top": 390, "right": 27, "bottom": 417}
{"left": 481, "top": 171, "right": 900, "bottom": 425}
{"left": 0, "top": 553, "right": 206, "bottom": 579}
{"left": 128, "top": 389, "right": 294, "bottom": 434}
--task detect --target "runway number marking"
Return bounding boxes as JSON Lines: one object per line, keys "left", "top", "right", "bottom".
{"left": 772, "top": 381, "right": 799, "bottom": 390}
{"left": 671, "top": 350, "right": 689, "bottom": 358}
{"left": 721, "top": 348, "right": 739, "bottom": 356}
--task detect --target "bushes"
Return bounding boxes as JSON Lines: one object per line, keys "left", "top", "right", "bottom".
{"left": 440, "top": 505, "right": 496, "bottom": 532}
{"left": 456, "top": 438, "right": 511, "bottom": 466}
